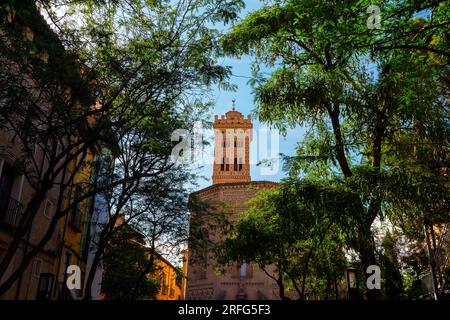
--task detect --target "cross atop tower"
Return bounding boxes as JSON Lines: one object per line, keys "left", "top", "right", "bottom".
{"left": 212, "top": 102, "right": 252, "bottom": 184}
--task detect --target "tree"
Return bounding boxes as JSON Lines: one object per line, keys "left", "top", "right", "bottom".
{"left": 217, "top": 179, "right": 357, "bottom": 300}
{"left": 101, "top": 226, "right": 159, "bottom": 300}
{"left": 380, "top": 231, "right": 404, "bottom": 299}
{"left": 0, "top": 0, "right": 244, "bottom": 298}
{"left": 116, "top": 168, "right": 192, "bottom": 300}
{"left": 220, "top": 0, "right": 449, "bottom": 298}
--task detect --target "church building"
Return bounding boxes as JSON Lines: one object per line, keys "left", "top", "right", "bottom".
{"left": 186, "top": 102, "right": 278, "bottom": 300}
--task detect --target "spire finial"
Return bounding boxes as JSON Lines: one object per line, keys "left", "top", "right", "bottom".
{"left": 232, "top": 99, "right": 236, "bottom": 111}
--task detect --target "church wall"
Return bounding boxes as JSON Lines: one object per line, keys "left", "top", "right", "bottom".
{"left": 186, "top": 182, "right": 279, "bottom": 300}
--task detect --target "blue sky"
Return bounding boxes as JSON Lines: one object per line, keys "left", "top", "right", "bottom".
{"left": 192, "top": 1, "right": 307, "bottom": 190}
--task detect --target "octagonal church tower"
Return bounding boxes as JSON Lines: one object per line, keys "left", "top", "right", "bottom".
{"left": 186, "top": 102, "right": 278, "bottom": 300}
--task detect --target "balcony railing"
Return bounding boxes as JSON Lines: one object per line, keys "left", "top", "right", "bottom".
{"left": 0, "top": 197, "right": 23, "bottom": 229}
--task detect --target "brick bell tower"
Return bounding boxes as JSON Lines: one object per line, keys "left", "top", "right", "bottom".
{"left": 212, "top": 100, "right": 253, "bottom": 184}
{"left": 187, "top": 100, "right": 279, "bottom": 300}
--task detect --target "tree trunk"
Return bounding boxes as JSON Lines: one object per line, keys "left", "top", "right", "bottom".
{"left": 83, "top": 244, "right": 104, "bottom": 300}
{"left": 328, "top": 107, "right": 352, "bottom": 178}
{"left": 334, "top": 276, "right": 339, "bottom": 300}
{"left": 358, "top": 213, "right": 379, "bottom": 300}
{"left": 83, "top": 215, "right": 119, "bottom": 300}
{"left": 424, "top": 224, "right": 439, "bottom": 300}
{"left": 277, "top": 274, "right": 289, "bottom": 300}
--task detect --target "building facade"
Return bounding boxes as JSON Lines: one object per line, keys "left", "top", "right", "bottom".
{"left": 154, "top": 252, "right": 183, "bottom": 300}
{"left": 0, "top": 3, "right": 103, "bottom": 300}
{"left": 51, "top": 148, "right": 105, "bottom": 300}
{"left": 186, "top": 104, "right": 279, "bottom": 300}
{"left": 0, "top": 142, "right": 63, "bottom": 300}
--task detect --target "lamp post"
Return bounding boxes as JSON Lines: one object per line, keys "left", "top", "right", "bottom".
{"left": 346, "top": 267, "right": 359, "bottom": 300}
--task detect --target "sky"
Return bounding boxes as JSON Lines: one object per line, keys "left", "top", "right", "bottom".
{"left": 191, "top": 1, "right": 306, "bottom": 191}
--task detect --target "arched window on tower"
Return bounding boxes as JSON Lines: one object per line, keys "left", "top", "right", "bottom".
{"left": 222, "top": 131, "right": 226, "bottom": 147}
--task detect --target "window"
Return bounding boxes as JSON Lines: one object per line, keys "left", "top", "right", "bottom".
{"left": 222, "top": 131, "right": 226, "bottom": 148}
{"left": 220, "top": 158, "right": 225, "bottom": 171}
{"left": 32, "top": 258, "right": 42, "bottom": 278}
{"left": 238, "top": 158, "right": 243, "bottom": 171}
{"left": 196, "top": 229, "right": 204, "bottom": 240}
{"left": 160, "top": 272, "right": 168, "bottom": 295}
{"left": 56, "top": 143, "right": 62, "bottom": 157}
{"left": 0, "top": 163, "right": 14, "bottom": 219}
{"left": 234, "top": 158, "right": 238, "bottom": 171}
{"left": 232, "top": 258, "right": 253, "bottom": 279}
{"left": 240, "top": 259, "right": 247, "bottom": 277}
{"left": 43, "top": 199, "right": 53, "bottom": 219}
{"left": 70, "top": 185, "right": 82, "bottom": 229}
{"left": 36, "top": 273, "right": 54, "bottom": 300}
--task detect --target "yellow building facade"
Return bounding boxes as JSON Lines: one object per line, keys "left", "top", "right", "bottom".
{"left": 52, "top": 148, "right": 97, "bottom": 300}
{"left": 153, "top": 252, "right": 183, "bottom": 300}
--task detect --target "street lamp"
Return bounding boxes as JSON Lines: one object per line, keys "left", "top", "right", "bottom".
{"left": 346, "top": 267, "right": 359, "bottom": 300}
